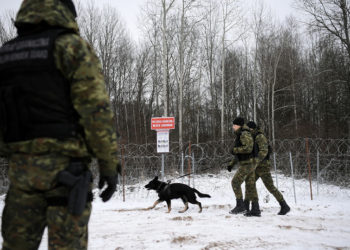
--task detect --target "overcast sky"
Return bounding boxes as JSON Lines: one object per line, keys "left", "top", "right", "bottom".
{"left": 1, "top": 0, "right": 296, "bottom": 41}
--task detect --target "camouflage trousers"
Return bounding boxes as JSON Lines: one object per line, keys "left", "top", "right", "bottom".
{"left": 245, "top": 159, "right": 284, "bottom": 202}
{"left": 1, "top": 153, "right": 91, "bottom": 250}
{"left": 231, "top": 159, "right": 258, "bottom": 202}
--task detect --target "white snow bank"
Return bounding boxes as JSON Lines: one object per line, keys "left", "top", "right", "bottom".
{"left": 0, "top": 171, "right": 349, "bottom": 249}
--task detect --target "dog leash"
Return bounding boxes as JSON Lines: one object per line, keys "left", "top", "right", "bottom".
{"left": 166, "top": 165, "right": 214, "bottom": 183}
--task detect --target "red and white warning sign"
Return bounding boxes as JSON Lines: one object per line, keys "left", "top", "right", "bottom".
{"left": 151, "top": 117, "right": 175, "bottom": 130}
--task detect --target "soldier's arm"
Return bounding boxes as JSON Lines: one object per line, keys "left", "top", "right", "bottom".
{"left": 256, "top": 134, "right": 268, "bottom": 162}
{"left": 229, "top": 154, "right": 240, "bottom": 166}
{"left": 233, "top": 131, "right": 253, "bottom": 155}
{"left": 55, "top": 34, "right": 118, "bottom": 177}
{"left": 229, "top": 156, "right": 237, "bottom": 166}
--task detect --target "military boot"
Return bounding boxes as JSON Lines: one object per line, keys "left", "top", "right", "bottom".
{"left": 243, "top": 199, "right": 250, "bottom": 212}
{"left": 278, "top": 200, "right": 290, "bottom": 215}
{"left": 244, "top": 201, "right": 261, "bottom": 217}
{"left": 229, "top": 199, "right": 245, "bottom": 214}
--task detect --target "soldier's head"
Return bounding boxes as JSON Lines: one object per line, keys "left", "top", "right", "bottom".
{"left": 247, "top": 121, "right": 257, "bottom": 131}
{"left": 232, "top": 117, "right": 244, "bottom": 131}
{"left": 15, "top": 0, "right": 79, "bottom": 33}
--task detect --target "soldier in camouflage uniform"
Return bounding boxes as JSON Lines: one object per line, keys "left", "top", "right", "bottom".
{"left": 244, "top": 121, "right": 290, "bottom": 216}
{"left": 227, "top": 117, "right": 260, "bottom": 216}
{"left": 0, "top": 0, "right": 120, "bottom": 249}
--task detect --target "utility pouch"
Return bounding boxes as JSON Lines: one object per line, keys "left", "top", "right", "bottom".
{"left": 57, "top": 160, "right": 92, "bottom": 216}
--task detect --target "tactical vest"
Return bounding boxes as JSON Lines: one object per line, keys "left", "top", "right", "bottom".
{"left": 0, "top": 29, "right": 82, "bottom": 143}
{"left": 252, "top": 132, "right": 271, "bottom": 161}
{"left": 234, "top": 128, "right": 254, "bottom": 161}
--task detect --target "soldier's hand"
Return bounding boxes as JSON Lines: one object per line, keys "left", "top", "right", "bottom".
{"left": 231, "top": 149, "right": 236, "bottom": 156}
{"left": 227, "top": 165, "right": 233, "bottom": 172}
{"left": 98, "top": 175, "right": 117, "bottom": 202}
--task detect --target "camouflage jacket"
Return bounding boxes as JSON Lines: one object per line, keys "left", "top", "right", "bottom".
{"left": 0, "top": 0, "right": 118, "bottom": 177}
{"left": 230, "top": 125, "right": 254, "bottom": 166}
{"left": 252, "top": 129, "right": 269, "bottom": 163}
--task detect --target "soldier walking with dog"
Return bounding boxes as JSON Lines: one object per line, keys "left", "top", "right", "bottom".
{"left": 227, "top": 117, "right": 260, "bottom": 216}
{"left": 0, "top": 0, "right": 120, "bottom": 249}
{"left": 244, "top": 121, "right": 290, "bottom": 215}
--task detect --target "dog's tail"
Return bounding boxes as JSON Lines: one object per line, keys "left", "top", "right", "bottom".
{"left": 193, "top": 188, "right": 211, "bottom": 198}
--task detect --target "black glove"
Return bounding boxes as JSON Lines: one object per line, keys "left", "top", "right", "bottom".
{"left": 98, "top": 175, "right": 117, "bottom": 202}
{"left": 231, "top": 149, "right": 236, "bottom": 156}
{"left": 227, "top": 165, "right": 233, "bottom": 172}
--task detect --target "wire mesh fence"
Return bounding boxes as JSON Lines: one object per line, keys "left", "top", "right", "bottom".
{"left": 0, "top": 138, "right": 349, "bottom": 197}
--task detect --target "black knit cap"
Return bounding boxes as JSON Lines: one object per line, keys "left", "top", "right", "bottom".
{"left": 247, "top": 121, "right": 257, "bottom": 129}
{"left": 232, "top": 117, "right": 244, "bottom": 126}
{"left": 59, "top": 0, "right": 77, "bottom": 18}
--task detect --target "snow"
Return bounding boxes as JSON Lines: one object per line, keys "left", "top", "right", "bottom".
{"left": 0, "top": 171, "right": 350, "bottom": 249}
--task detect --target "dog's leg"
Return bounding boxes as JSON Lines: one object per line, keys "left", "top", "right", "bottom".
{"left": 179, "top": 196, "right": 189, "bottom": 213}
{"left": 179, "top": 202, "right": 189, "bottom": 213}
{"left": 196, "top": 202, "right": 202, "bottom": 213}
{"left": 148, "top": 199, "right": 161, "bottom": 210}
{"left": 166, "top": 200, "right": 171, "bottom": 213}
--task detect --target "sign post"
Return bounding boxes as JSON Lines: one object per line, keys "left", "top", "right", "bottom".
{"left": 151, "top": 117, "right": 175, "bottom": 180}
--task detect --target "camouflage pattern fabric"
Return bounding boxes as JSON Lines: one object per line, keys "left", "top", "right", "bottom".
{"left": 229, "top": 125, "right": 254, "bottom": 166}
{"left": 231, "top": 159, "right": 258, "bottom": 202}
{"left": 232, "top": 125, "right": 254, "bottom": 155}
{"left": 2, "top": 154, "right": 91, "bottom": 250}
{"left": 254, "top": 160, "right": 284, "bottom": 202}
{"left": 245, "top": 129, "right": 284, "bottom": 202}
{"left": 0, "top": 0, "right": 119, "bottom": 177}
{"left": 254, "top": 130, "right": 269, "bottom": 162}
{"left": 1, "top": 0, "right": 119, "bottom": 249}
{"left": 230, "top": 125, "right": 258, "bottom": 202}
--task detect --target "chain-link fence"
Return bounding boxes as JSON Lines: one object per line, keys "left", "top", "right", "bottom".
{"left": 0, "top": 138, "right": 349, "bottom": 197}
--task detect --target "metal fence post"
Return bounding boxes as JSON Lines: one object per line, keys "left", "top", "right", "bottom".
{"left": 181, "top": 152, "right": 184, "bottom": 177}
{"left": 161, "top": 153, "right": 165, "bottom": 181}
{"left": 305, "top": 138, "right": 313, "bottom": 200}
{"left": 188, "top": 141, "right": 191, "bottom": 186}
{"left": 317, "top": 150, "right": 320, "bottom": 196}
{"left": 121, "top": 145, "right": 125, "bottom": 202}
{"left": 273, "top": 152, "right": 278, "bottom": 189}
{"left": 192, "top": 152, "right": 195, "bottom": 188}
{"left": 289, "top": 151, "right": 297, "bottom": 204}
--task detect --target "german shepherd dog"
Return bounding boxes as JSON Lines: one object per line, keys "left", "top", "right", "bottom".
{"left": 145, "top": 176, "right": 211, "bottom": 213}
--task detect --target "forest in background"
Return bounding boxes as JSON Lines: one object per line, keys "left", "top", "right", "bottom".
{"left": 1, "top": 0, "right": 349, "bottom": 148}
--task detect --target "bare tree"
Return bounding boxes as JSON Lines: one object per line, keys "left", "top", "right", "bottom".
{"left": 219, "top": 0, "right": 244, "bottom": 141}
{"left": 296, "top": 0, "right": 350, "bottom": 57}
{"left": 135, "top": 44, "right": 151, "bottom": 143}
{"left": 140, "top": 1, "right": 163, "bottom": 118}
{"left": 295, "top": 0, "right": 350, "bottom": 138}
{"left": 175, "top": 0, "right": 200, "bottom": 151}
{"left": 201, "top": 0, "right": 220, "bottom": 139}
{"left": 0, "top": 11, "right": 16, "bottom": 45}
{"left": 77, "top": 0, "right": 101, "bottom": 50}
{"left": 161, "top": 0, "right": 176, "bottom": 116}
{"left": 250, "top": 1, "right": 270, "bottom": 122}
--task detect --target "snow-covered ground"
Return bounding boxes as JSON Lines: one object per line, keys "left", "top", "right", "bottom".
{"left": 1, "top": 171, "right": 350, "bottom": 249}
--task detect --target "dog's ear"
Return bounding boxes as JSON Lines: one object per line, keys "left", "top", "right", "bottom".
{"left": 154, "top": 176, "right": 158, "bottom": 181}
